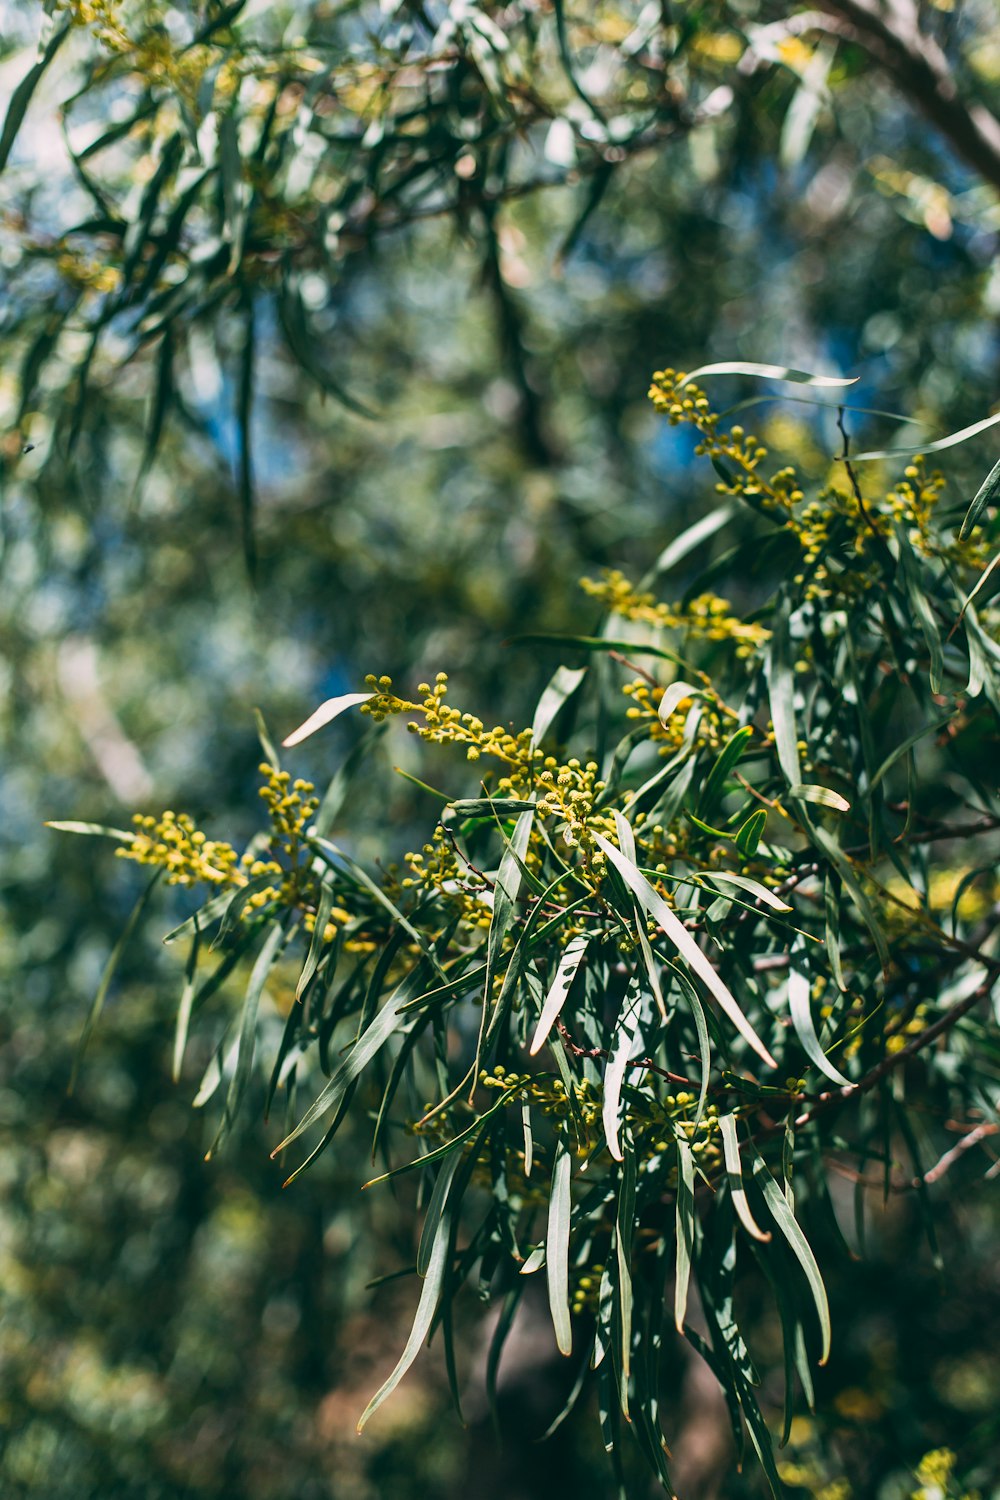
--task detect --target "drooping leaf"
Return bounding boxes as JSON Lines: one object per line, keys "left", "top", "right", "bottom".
{"left": 283, "top": 693, "right": 375, "bottom": 747}
{"left": 752, "top": 1152, "right": 831, "bottom": 1364}
{"left": 595, "top": 821, "right": 777, "bottom": 1069}
{"left": 546, "top": 1138, "right": 573, "bottom": 1357}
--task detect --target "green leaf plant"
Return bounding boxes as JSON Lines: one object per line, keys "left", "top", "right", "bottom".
{"left": 55, "top": 366, "right": 1000, "bottom": 1496}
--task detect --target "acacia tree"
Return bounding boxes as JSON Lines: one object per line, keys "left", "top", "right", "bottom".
{"left": 52, "top": 358, "right": 1000, "bottom": 1495}
{"left": 5, "top": 2, "right": 1000, "bottom": 1497}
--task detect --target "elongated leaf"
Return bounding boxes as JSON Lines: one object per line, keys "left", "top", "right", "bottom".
{"left": 448, "top": 797, "right": 536, "bottom": 819}
{"left": 46, "top": 820, "right": 135, "bottom": 842}
{"left": 657, "top": 681, "right": 701, "bottom": 728}
{"left": 172, "top": 923, "right": 201, "bottom": 1082}
{"left": 532, "top": 664, "right": 587, "bottom": 743}
{"left": 283, "top": 692, "right": 374, "bottom": 747}
{"left": 476, "top": 808, "right": 534, "bottom": 1069}
{"left": 700, "top": 726, "right": 754, "bottom": 815}
{"left": 69, "top": 872, "right": 161, "bottom": 1091}
{"left": 957, "top": 548, "right": 1000, "bottom": 621}
{"left": 674, "top": 1136, "right": 696, "bottom": 1332}
{"left": 0, "top": 19, "right": 72, "bottom": 174}
{"left": 416, "top": 1150, "right": 463, "bottom": 1277}
{"left": 700, "top": 871, "right": 792, "bottom": 912}
{"left": 869, "top": 715, "right": 952, "bottom": 791}
{"left": 752, "top": 1153, "right": 831, "bottom": 1364}
{"left": 596, "top": 822, "right": 777, "bottom": 1069}
{"left": 788, "top": 783, "right": 850, "bottom": 812}
{"left": 530, "top": 932, "right": 590, "bottom": 1055}
{"left": 960, "top": 454, "right": 1000, "bottom": 540}
{"left": 787, "top": 965, "right": 852, "bottom": 1087}
{"left": 735, "top": 808, "right": 767, "bottom": 856}
{"left": 356, "top": 1173, "right": 456, "bottom": 1431}
{"left": 207, "top": 919, "right": 285, "bottom": 1158}
{"left": 163, "top": 885, "right": 236, "bottom": 945}
{"left": 602, "top": 979, "right": 642, "bottom": 1162}
{"left": 719, "top": 1114, "right": 771, "bottom": 1242}
{"left": 851, "top": 409, "right": 1000, "bottom": 463}
{"left": 679, "top": 362, "right": 857, "bottom": 389}
{"left": 296, "top": 882, "right": 335, "bottom": 1001}
{"left": 547, "top": 1138, "right": 573, "bottom": 1356}
{"left": 364, "top": 1089, "right": 517, "bottom": 1188}
{"left": 274, "top": 965, "right": 425, "bottom": 1153}
{"left": 615, "top": 1139, "right": 637, "bottom": 1396}
{"left": 642, "top": 504, "right": 739, "bottom": 586}
{"left": 766, "top": 612, "right": 803, "bottom": 789}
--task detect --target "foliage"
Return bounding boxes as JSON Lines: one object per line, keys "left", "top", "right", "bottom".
{"left": 5, "top": 1, "right": 1000, "bottom": 1496}
{"left": 54, "top": 364, "right": 1000, "bottom": 1495}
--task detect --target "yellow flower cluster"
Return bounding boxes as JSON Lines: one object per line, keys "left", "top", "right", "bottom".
{"left": 55, "top": 249, "right": 122, "bottom": 296}
{"left": 534, "top": 757, "right": 614, "bottom": 852}
{"left": 257, "top": 763, "right": 319, "bottom": 847}
{"left": 57, "top": 0, "right": 132, "bottom": 53}
{"left": 117, "top": 811, "right": 241, "bottom": 887}
{"left": 648, "top": 368, "right": 991, "bottom": 599}
{"left": 362, "top": 673, "right": 536, "bottom": 769}
{"left": 401, "top": 826, "right": 493, "bottom": 930}
{"left": 581, "top": 570, "right": 769, "bottom": 656}
{"left": 621, "top": 675, "right": 734, "bottom": 760}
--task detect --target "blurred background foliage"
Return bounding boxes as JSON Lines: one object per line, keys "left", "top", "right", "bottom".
{"left": 1, "top": 0, "right": 1000, "bottom": 1495}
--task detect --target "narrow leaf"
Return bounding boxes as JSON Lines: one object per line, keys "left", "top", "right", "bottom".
{"left": 961, "top": 454, "right": 1000, "bottom": 540}
{"left": 787, "top": 966, "right": 852, "bottom": 1088}
{"left": 547, "top": 1139, "right": 573, "bottom": 1356}
{"left": 788, "top": 784, "right": 851, "bottom": 812}
{"left": 596, "top": 822, "right": 777, "bottom": 1069}
{"left": 851, "top": 409, "right": 1000, "bottom": 463}
{"left": 680, "top": 362, "right": 857, "bottom": 389}
{"left": 752, "top": 1153, "right": 831, "bottom": 1364}
{"left": 357, "top": 1181, "right": 456, "bottom": 1431}
{"left": 283, "top": 693, "right": 374, "bottom": 747}
{"left": 719, "top": 1114, "right": 771, "bottom": 1242}
{"left": 674, "top": 1136, "right": 696, "bottom": 1332}
{"left": 530, "top": 932, "right": 590, "bottom": 1055}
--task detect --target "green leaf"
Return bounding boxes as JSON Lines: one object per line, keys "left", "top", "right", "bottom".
{"left": 700, "top": 871, "right": 792, "bottom": 913}
{"left": 766, "top": 611, "right": 803, "bottom": 789}
{"left": 752, "top": 1153, "right": 831, "bottom": 1364}
{"left": 673, "top": 1136, "right": 696, "bottom": 1332}
{"left": 206, "top": 919, "right": 286, "bottom": 1158}
{"left": 657, "top": 681, "right": 702, "bottom": 728}
{"left": 530, "top": 931, "right": 590, "bottom": 1056}
{"left": 532, "top": 664, "right": 588, "bottom": 743}
{"left": 546, "top": 1138, "right": 573, "bottom": 1357}
{"left": 46, "top": 820, "right": 135, "bottom": 842}
{"left": 788, "top": 784, "right": 851, "bottom": 813}
{"left": 960, "top": 454, "right": 1000, "bottom": 540}
{"left": 69, "top": 871, "right": 161, "bottom": 1092}
{"left": 296, "top": 882, "right": 335, "bottom": 1001}
{"left": 273, "top": 965, "right": 425, "bottom": 1155}
{"left": 602, "top": 978, "right": 642, "bottom": 1162}
{"left": 416, "top": 1150, "right": 463, "bottom": 1277}
{"left": 679, "top": 362, "right": 857, "bottom": 389}
{"left": 787, "top": 963, "right": 852, "bottom": 1088}
{"left": 719, "top": 1114, "right": 771, "bottom": 1242}
{"left": 283, "top": 692, "right": 374, "bottom": 748}
{"left": 956, "top": 548, "right": 1000, "bottom": 621}
{"left": 596, "top": 820, "right": 777, "bottom": 1070}
{"left": 172, "top": 923, "right": 201, "bottom": 1083}
{"left": 851, "top": 409, "right": 1000, "bottom": 463}
{"left": 447, "top": 797, "right": 537, "bottom": 819}
{"left": 356, "top": 1168, "right": 457, "bottom": 1431}
{"left": 699, "top": 726, "right": 754, "bottom": 816}
{"left": 0, "top": 19, "right": 72, "bottom": 174}
{"left": 735, "top": 808, "right": 767, "bottom": 856}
